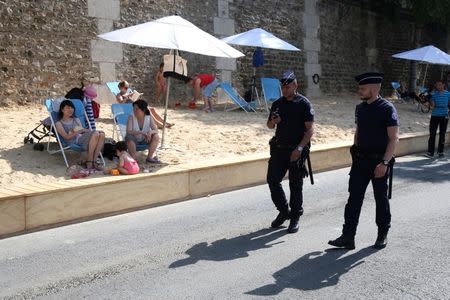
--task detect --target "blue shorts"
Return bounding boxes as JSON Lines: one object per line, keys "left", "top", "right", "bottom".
{"left": 202, "top": 79, "right": 219, "bottom": 98}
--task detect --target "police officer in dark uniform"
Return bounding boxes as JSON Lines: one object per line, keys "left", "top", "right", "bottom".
{"left": 329, "top": 72, "right": 399, "bottom": 249}
{"left": 267, "top": 70, "right": 315, "bottom": 233}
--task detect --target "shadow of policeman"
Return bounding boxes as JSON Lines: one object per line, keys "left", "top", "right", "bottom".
{"left": 169, "top": 228, "right": 286, "bottom": 268}
{"left": 247, "top": 246, "right": 378, "bottom": 296}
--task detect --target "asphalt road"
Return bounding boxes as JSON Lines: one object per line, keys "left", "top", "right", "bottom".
{"left": 1, "top": 154, "right": 449, "bottom": 299}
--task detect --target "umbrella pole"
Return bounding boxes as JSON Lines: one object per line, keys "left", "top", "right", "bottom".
{"left": 422, "top": 64, "right": 428, "bottom": 87}
{"left": 160, "top": 77, "right": 171, "bottom": 149}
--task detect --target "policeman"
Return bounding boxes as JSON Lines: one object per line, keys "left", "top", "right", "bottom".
{"left": 267, "top": 70, "right": 314, "bottom": 233}
{"left": 328, "top": 72, "right": 399, "bottom": 249}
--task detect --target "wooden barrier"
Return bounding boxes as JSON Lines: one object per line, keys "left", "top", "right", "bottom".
{"left": 1, "top": 132, "right": 448, "bottom": 237}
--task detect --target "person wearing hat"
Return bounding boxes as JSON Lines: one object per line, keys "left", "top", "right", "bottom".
{"left": 266, "top": 70, "right": 315, "bottom": 234}
{"left": 328, "top": 72, "right": 399, "bottom": 250}
{"left": 83, "top": 85, "right": 98, "bottom": 131}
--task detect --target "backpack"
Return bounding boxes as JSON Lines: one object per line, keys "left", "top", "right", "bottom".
{"left": 65, "top": 87, "right": 84, "bottom": 100}
{"left": 92, "top": 100, "right": 100, "bottom": 118}
{"left": 102, "top": 139, "right": 117, "bottom": 161}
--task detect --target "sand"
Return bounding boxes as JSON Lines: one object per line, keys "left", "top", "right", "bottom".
{"left": 0, "top": 95, "right": 430, "bottom": 187}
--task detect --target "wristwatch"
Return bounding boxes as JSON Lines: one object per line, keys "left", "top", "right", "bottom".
{"left": 382, "top": 160, "right": 389, "bottom": 166}
{"left": 297, "top": 146, "right": 303, "bottom": 153}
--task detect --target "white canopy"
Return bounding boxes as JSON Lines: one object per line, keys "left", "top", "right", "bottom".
{"left": 98, "top": 15, "right": 244, "bottom": 58}
{"left": 221, "top": 28, "right": 300, "bottom": 51}
{"left": 392, "top": 45, "right": 450, "bottom": 65}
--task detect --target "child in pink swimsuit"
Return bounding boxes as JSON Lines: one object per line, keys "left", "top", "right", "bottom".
{"left": 110, "top": 141, "right": 139, "bottom": 175}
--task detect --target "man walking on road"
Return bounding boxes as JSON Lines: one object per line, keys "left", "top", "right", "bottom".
{"left": 266, "top": 70, "right": 314, "bottom": 233}
{"left": 329, "top": 72, "right": 399, "bottom": 250}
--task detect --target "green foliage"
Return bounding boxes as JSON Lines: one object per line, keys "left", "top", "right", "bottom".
{"left": 378, "top": 0, "right": 450, "bottom": 27}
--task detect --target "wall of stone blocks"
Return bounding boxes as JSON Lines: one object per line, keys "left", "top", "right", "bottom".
{"left": 0, "top": 0, "right": 448, "bottom": 106}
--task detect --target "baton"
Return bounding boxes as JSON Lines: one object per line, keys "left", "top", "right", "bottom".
{"left": 388, "top": 161, "right": 393, "bottom": 199}
{"left": 307, "top": 155, "right": 314, "bottom": 185}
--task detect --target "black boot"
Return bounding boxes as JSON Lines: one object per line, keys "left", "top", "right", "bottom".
{"left": 373, "top": 230, "right": 388, "bottom": 249}
{"left": 271, "top": 210, "right": 290, "bottom": 228}
{"left": 328, "top": 234, "right": 355, "bottom": 250}
{"left": 287, "top": 217, "right": 299, "bottom": 233}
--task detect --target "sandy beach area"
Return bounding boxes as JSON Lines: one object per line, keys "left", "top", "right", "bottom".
{"left": 0, "top": 95, "right": 430, "bottom": 187}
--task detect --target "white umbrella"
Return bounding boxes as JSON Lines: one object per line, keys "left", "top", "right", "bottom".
{"left": 392, "top": 45, "right": 450, "bottom": 87}
{"left": 222, "top": 28, "right": 300, "bottom": 111}
{"left": 98, "top": 15, "right": 244, "bottom": 58}
{"left": 221, "top": 28, "right": 300, "bottom": 51}
{"left": 99, "top": 16, "right": 244, "bottom": 148}
{"left": 392, "top": 45, "right": 450, "bottom": 65}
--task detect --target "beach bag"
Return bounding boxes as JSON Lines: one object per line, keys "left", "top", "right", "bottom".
{"left": 102, "top": 138, "right": 117, "bottom": 160}
{"left": 163, "top": 50, "right": 188, "bottom": 80}
{"left": 92, "top": 100, "right": 100, "bottom": 118}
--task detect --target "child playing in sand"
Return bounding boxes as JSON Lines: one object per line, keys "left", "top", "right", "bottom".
{"left": 155, "top": 63, "right": 167, "bottom": 104}
{"left": 104, "top": 141, "right": 140, "bottom": 175}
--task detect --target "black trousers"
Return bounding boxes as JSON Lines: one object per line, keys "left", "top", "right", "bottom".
{"left": 267, "top": 148, "right": 304, "bottom": 219}
{"left": 427, "top": 116, "right": 449, "bottom": 155}
{"left": 342, "top": 158, "right": 391, "bottom": 238}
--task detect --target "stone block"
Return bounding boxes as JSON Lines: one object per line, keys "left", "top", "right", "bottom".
{"left": 91, "top": 40, "right": 123, "bottom": 63}
{"left": 97, "top": 19, "right": 114, "bottom": 34}
{"left": 216, "top": 57, "right": 236, "bottom": 71}
{"left": 303, "top": 38, "right": 321, "bottom": 52}
{"left": 304, "top": 0, "right": 318, "bottom": 14}
{"left": 306, "top": 51, "right": 319, "bottom": 64}
{"left": 99, "top": 62, "right": 116, "bottom": 83}
{"left": 218, "top": 0, "right": 229, "bottom": 18}
{"left": 304, "top": 63, "right": 321, "bottom": 76}
{"left": 87, "top": 0, "right": 120, "bottom": 20}
{"left": 306, "top": 86, "right": 322, "bottom": 98}
{"left": 303, "top": 14, "right": 320, "bottom": 30}
{"left": 213, "top": 17, "right": 235, "bottom": 36}
{"left": 97, "top": 85, "right": 115, "bottom": 104}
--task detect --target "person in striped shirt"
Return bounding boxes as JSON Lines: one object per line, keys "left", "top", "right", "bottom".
{"left": 426, "top": 80, "right": 450, "bottom": 158}
{"left": 83, "top": 86, "right": 97, "bottom": 131}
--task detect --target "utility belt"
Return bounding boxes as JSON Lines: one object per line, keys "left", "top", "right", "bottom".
{"left": 269, "top": 137, "right": 297, "bottom": 150}
{"left": 350, "top": 145, "right": 384, "bottom": 161}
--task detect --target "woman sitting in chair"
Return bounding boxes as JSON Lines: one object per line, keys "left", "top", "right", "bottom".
{"left": 55, "top": 100, "right": 105, "bottom": 170}
{"left": 125, "top": 99, "right": 161, "bottom": 163}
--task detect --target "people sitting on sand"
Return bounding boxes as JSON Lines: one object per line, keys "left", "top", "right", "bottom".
{"left": 125, "top": 99, "right": 161, "bottom": 163}
{"left": 55, "top": 100, "right": 105, "bottom": 170}
{"left": 116, "top": 80, "right": 134, "bottom": 104}
{"left": 185, "top": 73, "right": 219, "bottom": 112}
{"left": 155, "top": 63, "right": 167, "bottom": 104}
{"left": 104, "top": 141, "right": 140, "bottom": 175}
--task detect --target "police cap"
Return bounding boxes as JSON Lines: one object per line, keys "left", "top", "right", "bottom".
{"left": 355, "top": 72, "right": 384, "bottom": 85}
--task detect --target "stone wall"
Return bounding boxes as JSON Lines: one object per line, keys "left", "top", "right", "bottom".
{"left": 0, "top": 0, "right": 448, "bottom": 106}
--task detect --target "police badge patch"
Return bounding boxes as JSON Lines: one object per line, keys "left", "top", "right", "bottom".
{"left": 391, "top": 112, "right": 398, "bottom": 120}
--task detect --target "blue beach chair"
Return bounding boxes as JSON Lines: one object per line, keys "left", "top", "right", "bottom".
{"left": 219, "top": 82, "right": 257, "bottom": 113}
{"left": 45, "top": 99, "right": 105, "bottom": 167}
{"left": 111, "top": 104, "right": 148, "bottom": 151}
{"left": 261, "top": 78, "right": 282, "bottom": 112}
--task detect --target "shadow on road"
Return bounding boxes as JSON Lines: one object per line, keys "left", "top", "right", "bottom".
{"left": 246, "top": 246, "right": 378, "bottom": 296}
{"left": 395, "top": 156, "right": 449, "bottom": 183}
{"left": 169, "top": 228, "right": 286, "bottom": 268}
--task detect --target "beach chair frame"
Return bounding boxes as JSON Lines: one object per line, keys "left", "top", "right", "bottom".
{"left": 45, "top": 98, "right": 105, "bottom": 167}
{"left": 219, "top": 82, "right": 257, "bottom": 113}
{"left": 261, "top": 78, "right": 282, "bottom": 112}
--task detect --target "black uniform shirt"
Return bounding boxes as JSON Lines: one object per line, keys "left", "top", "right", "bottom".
{"left": 355, "top": 97, "right": 399, "bottom": 154}
{"left": 269, "top": 94, "right": 314, "bottom": 145}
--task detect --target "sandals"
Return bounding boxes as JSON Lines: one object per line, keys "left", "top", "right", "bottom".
{"left": 146, "top": 157, "right": 162, "bottom": 164}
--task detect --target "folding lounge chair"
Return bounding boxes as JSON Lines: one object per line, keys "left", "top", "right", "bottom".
{"left": 261, "top": 78, "right": 282, "bottom": 112}
{"left": 106, "top": 81, "right": 134, "bottom": 97}
{"left": 45, "top": 99, "right": 105, "bottom": 167}
{"left": 219, "top": 82, "right": 257, "bottom": 113}
{"left": 391, "top": 82, "right": 402, "bottom": 99}
{"left": 111, "top": 103, "right": 133, "bottom": 141}
{"left": 111, "top": 105, "right": 148, "bottom": 151}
